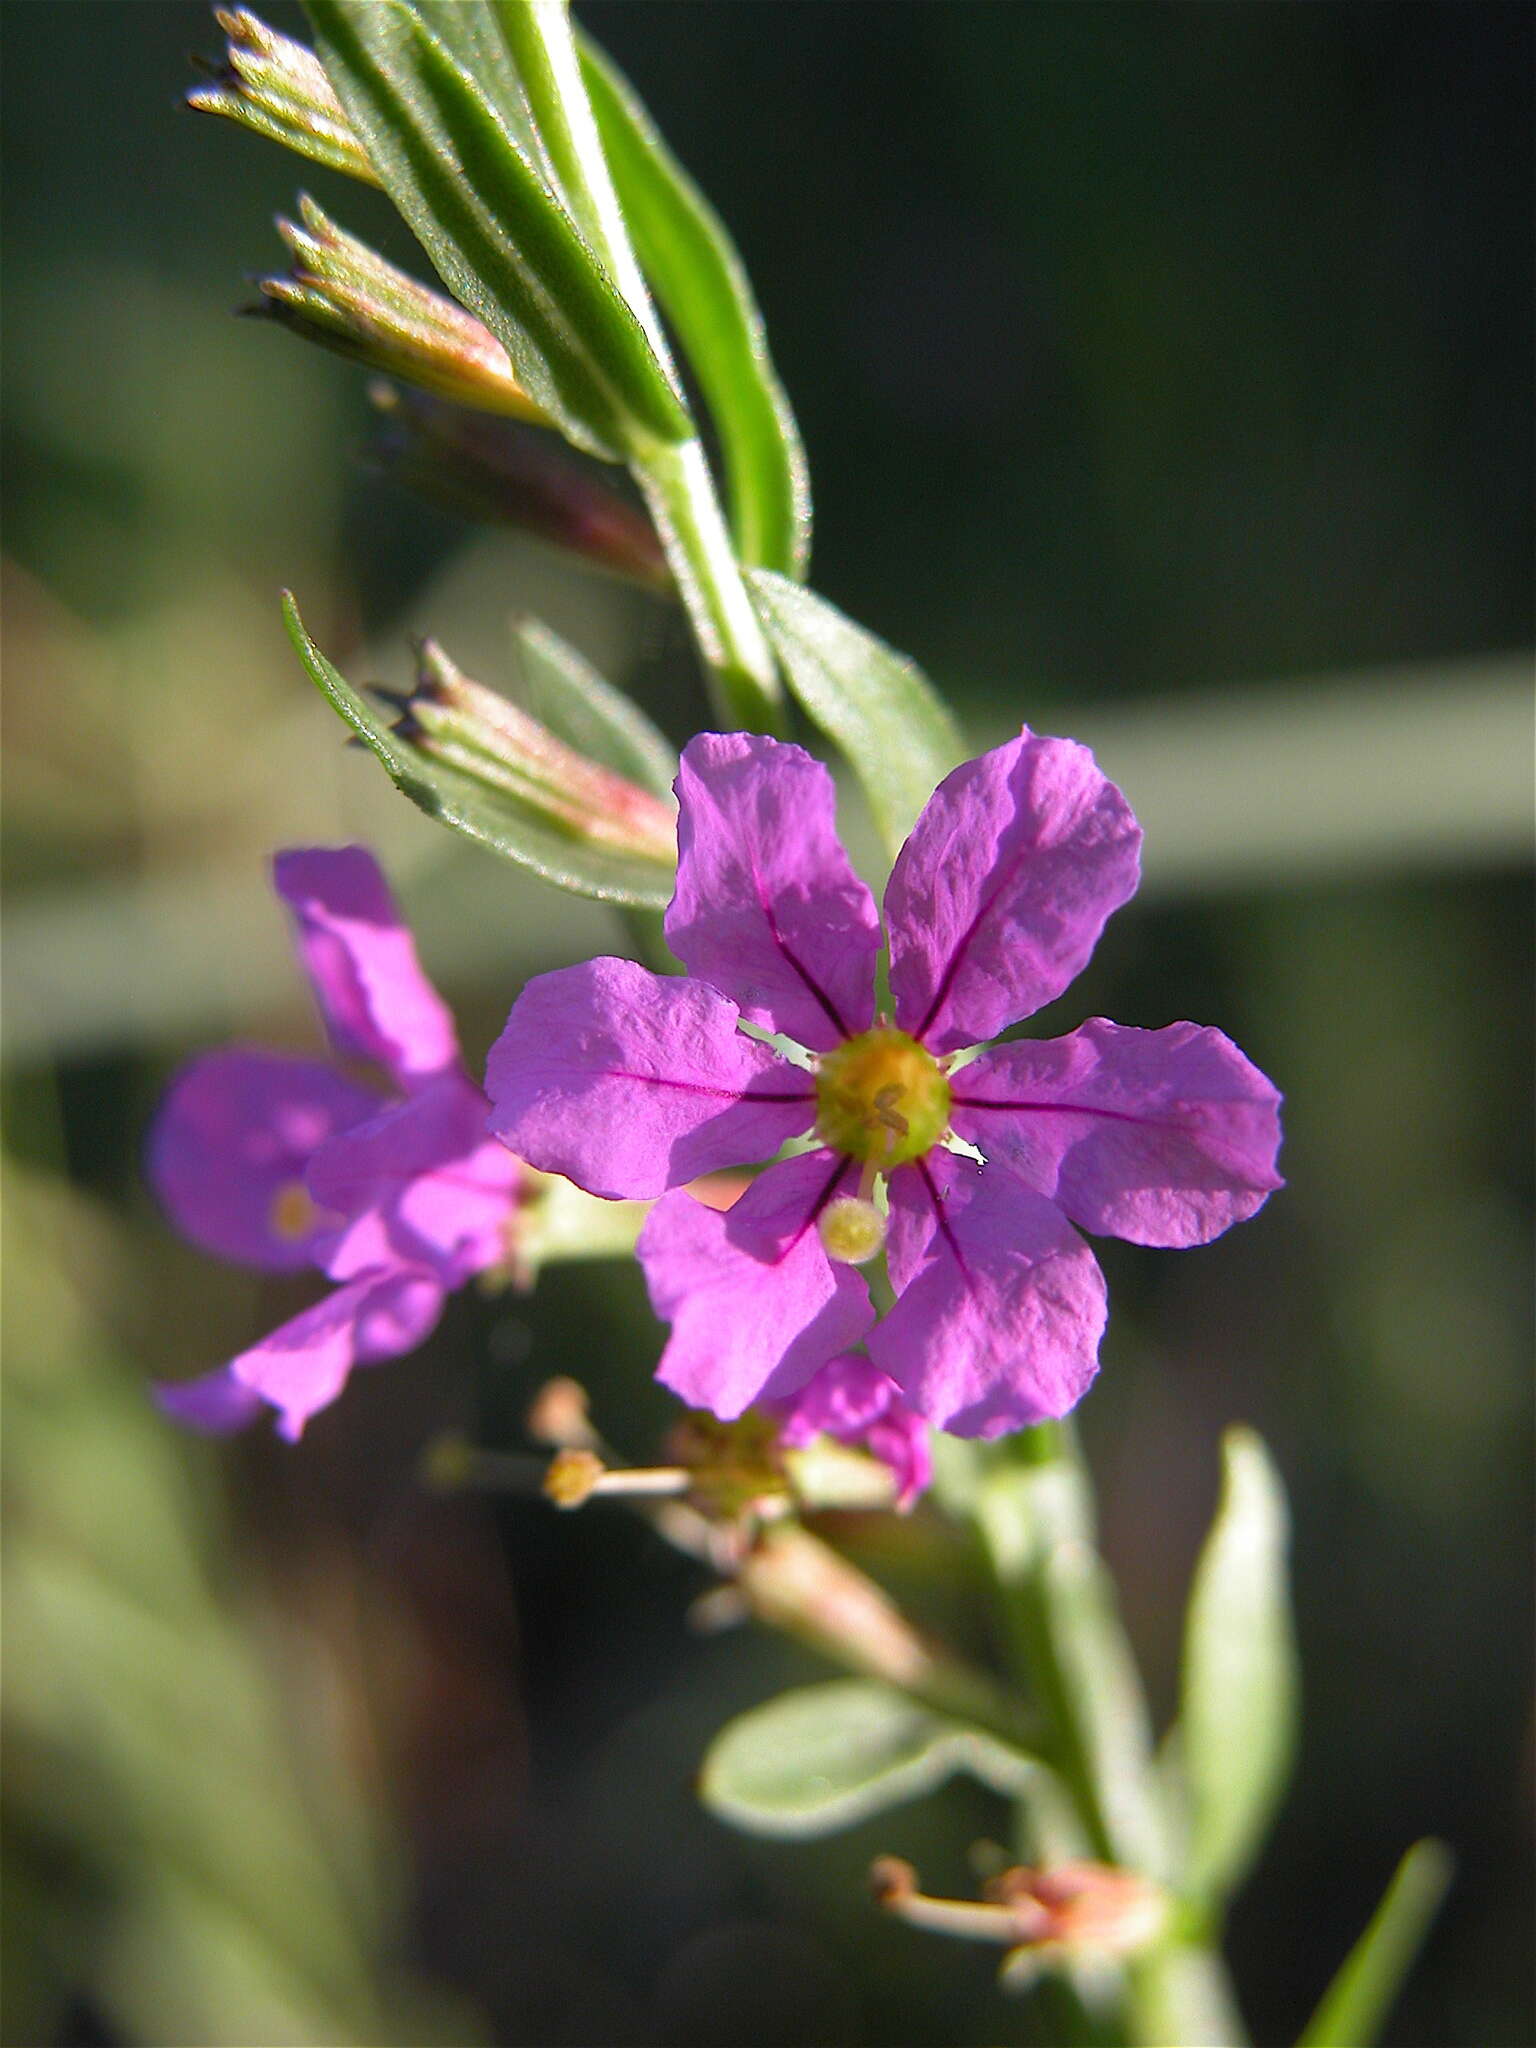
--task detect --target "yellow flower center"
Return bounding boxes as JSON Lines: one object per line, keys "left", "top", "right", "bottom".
{"left": 268, "top": 1179, "right": 320, "bottom": 1242}
{"left": 815, "top": 1027, "right": 951, "bottom": 1168}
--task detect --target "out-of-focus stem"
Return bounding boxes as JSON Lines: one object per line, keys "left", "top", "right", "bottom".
{"left": 737, "top": 1522, "right": 1034, "bottom": 1751}
{"left": 970, "top": 1424, "right": 1249, "bottom": 2048}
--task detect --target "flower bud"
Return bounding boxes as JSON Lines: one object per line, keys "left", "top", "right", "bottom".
{"left": 394, "top": 640, "right": 678, "bottom": 866}
{"left": 250, "top": 199, "right": 551, "bottom": 424}
{"left": 368, "top": 383, "right": 671, "bottom": 592}
{"left": 189, "top": 9, "right": 377, "bottom": 184}
{"left": 870, "top": 1855, "right": 1169, "bottom": 1990}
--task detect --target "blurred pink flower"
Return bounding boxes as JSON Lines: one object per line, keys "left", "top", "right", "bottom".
{"left": 150, "top": 847, "right": 520, "bottom": 1439}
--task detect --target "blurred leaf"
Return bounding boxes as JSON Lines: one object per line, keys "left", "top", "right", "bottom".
{"left": 700, "top": 1679, "right": 1040, "bottom": 1840}
{"left": 284, "top": 592, "right": 674, "bottom": 906}
{"left": 747, "top": 572, "right": 964, "bottom": 856}
{"left": 1, "top": 1164, "right": 474, "bottom": 2045}
{"left": 1295, "top": 1841, "right": 1453, "bottom": 2048}
{"left": 511, "top": 615, "right": 678, "bottom": 798}
{"left": 1178, "top": 1428, "right": 1299, "bottom": 1905}
{"left": 579, "top": 39, "right": 810, "bottom": 580}
{"left": 303, "top": 0, "right": 690, "bottom": 459}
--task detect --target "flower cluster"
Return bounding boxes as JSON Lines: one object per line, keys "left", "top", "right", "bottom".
{"left": 489, "top": 730, "right": 1282, "bottom": 1439}
{"left": 150, "top": 847, "right": 522, "bottom": 1438}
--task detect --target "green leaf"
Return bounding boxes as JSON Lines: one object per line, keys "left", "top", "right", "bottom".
{"left": 746, "top": 571, "right": 965, "bottom": 856}
{"left": 579, "top": 38, "right": 810, "bottom": 580}
{"left": 303, "top": 0, "right": 690, "bottom": 459}
{"left": 509, "top": 616, "right": 677, "bottom": 799}
{"left": 1179, "top": 1427, "right": 1299, "bottom": 1905}
{"left": 283, "top": 592, "right": 673, "bottom": 907}
{"left": 700, "top": 1680, "right": 1039, "bottom": 1841}
{"left": 1296, "top": 1841, "right": 1452, "bottom": 2048}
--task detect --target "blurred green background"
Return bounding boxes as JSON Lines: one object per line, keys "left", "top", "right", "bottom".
{"left": 2, "top": 4, "right": 1531, "bottom": 2044}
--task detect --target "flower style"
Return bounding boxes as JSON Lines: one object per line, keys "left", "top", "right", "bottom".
{"left": 487, "top": 731, "right": 1282, "bottom": 1439}
{"left": 150, "top": 846, "right": 522, "bottom": 1439}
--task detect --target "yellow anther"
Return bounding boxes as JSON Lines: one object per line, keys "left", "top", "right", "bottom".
{"left": 268, "top": 1179, "right": 319, "bottom": 1242}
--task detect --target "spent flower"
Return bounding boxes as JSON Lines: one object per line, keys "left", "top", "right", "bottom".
{"left": 488, "top": 731, "right": 1282, "bottom": 1438}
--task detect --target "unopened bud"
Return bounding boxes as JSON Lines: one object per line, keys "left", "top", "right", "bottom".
{"left": 871, "top": 1855, "right": 1168, "bottom": 1988}
{"left": 869, "top": 1857, "right": 917, "bottom": 1907}
{"left": 397, "top": 638, "right": 678, "bottom": 865}
{"left": 987, "top": 1861, "right": 1168, "bottom": 1963}
{"left": 251, "top": 199, "right": 549, "bottom": 423}
{"left": 368, "top": 384, "right": 672, "bottom": 591}
{"left": 817, "top": 1194, "right": 886, "bottom": 1265}
{"left": 189, "top": 9, "right": 378, "bottom": 185}
{"left": 525, "top": 1376, "right": 598, "bottom": 1451}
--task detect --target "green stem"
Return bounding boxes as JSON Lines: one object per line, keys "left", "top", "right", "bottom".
{"left": 636, "top": 438, "right": 784, "bottom": 732}
{"left": 495, "top": 0, "right": 782, "bottom": 731}
{"left": 969, "top": 1424, "right": 1249, "bottom": 2048}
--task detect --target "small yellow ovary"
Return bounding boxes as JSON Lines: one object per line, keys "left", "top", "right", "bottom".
{"left": 817, "top": 1194, "right": 886, "bottom": 1265}
{"left": 815, "top": 1027, "right": 951, "bottom": 1168}
{"left": 268, "top": 1179, "right": 320, "bottom": 1243}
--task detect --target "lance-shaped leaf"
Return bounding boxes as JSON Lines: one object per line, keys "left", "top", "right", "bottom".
{"left": 303, "top": 0, "right": 691, "bottom": 460}
{"left": 700, "top": 1680, "right": 1040, "bottom": 1840}
{"left": 747, "top": 571, "right": 965, "bottom": 857}
{"left": 1178, "top": 1427, "right": 1299, "bottom": 1905}
{"left": 368, "top": 384, "right": 671, "bottom": 590}
{"left": 257, "top": 197, "right": 549, "bottom": 421}
{"left": 189, "top": 7, "right": 379, "bottom": 183}
{"left": 283, "top": 593, "right": 675, "bottom": 907}
{"left": 508, "top": 615, "right": 678, "bottom": 795}
{"left": 579, "top": 38, "right": 810, "bottom": 581}
{"left": 1296, "top": 1841, "right": 1452, "bottom": 2048}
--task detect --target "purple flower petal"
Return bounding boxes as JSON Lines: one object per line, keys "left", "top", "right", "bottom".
{"left": 486, "top": 956, "right": 815, "bottom": 1199}
{"left": 155, "top": 1366, "right": 269, "bottom": 1435}
{"left": 884, "top": 731, "right": 1142, "bottom": 1056}
{"left": 665, "top": 734, "right": 880, "bottom": 1051}
{"left": 146, "top": 1047, "right": 379, "bottom": 1271}
{"left": 869, "top": 1154, "right": 1107, "bottom": 1438}
{"left": 776, "top": 1353, "right": 932, "bottom": 1510}
{"left": 951, "top": 1018, "right": 1284, "bottom": 1247}
{"left": 308, "top": 1073, "right": 523, "bottom": 1285}
{"left": 639, "top": 1152, "right": 875, "bottom": 1418}
{"left": 273, "top": 846, "right": 458, "bottom": 1088}
{"left": 169, "top": 1269, "right": 445, "bottom": 1442}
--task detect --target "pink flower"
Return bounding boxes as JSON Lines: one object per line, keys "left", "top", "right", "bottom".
{"left": 487, "top": 732, "right": 1282, "bottom": 1440}
{"left": 774, "top": 1354, "right": 932, "bottom": 1510}
{"left": 150, "top": 847, "right": 521, "bottom": 1439}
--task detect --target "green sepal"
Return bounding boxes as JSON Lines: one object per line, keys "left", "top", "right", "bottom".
{"left": 579, "top": 38, "right": 811, "bottom": 580}
{"left": 1176, "top": 1428, "right": 1299, "bottom": 1907}
{"left": 283, "top": 592, "right": 674, "bottom": 907}
{"left": 1295, "top": 1840, "right": 1452, "bottom": 2048}
{"left": 302, "top": 0, "right": 691, "bottom": 460}
{"left": 699, "top": 1679, "right": 1041, "bottom": 1841}
{"left": 747, "top": 571, "right": 965, "bottom": 856}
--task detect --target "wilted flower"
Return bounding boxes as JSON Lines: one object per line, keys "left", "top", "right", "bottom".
{"left": 151, "top": 846, "right": 523, "bottom": 1438}
{"left": 487, "top": 731, "right": 1282, "bottom": 1437}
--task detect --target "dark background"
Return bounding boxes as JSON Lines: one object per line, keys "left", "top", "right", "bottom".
{"left": 3, "top": 5, "right": 1531, "bottom": 2045}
